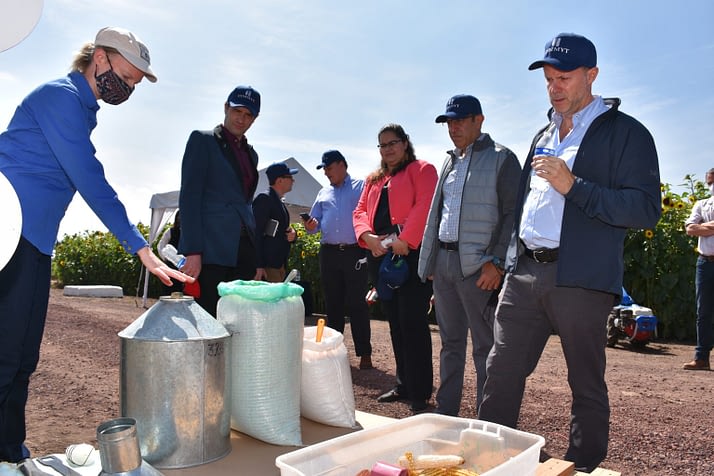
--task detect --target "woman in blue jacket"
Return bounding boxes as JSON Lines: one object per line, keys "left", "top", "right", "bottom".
{"left": 0, "top": 27, "right": 191, "bottom": 463}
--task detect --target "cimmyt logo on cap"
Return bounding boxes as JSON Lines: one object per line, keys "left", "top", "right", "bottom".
{"left": 546, "top": 37, "right": 570, "bottom": 56}
{"left": 139, "top": 43, "right": 150, "bottom": 63}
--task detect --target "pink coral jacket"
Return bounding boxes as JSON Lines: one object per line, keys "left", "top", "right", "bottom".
{"left": 353, "top": 159, "right": 437, "bottom": 250}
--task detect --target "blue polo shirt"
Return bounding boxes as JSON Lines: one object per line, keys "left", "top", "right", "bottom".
{"left": 308, "top": 174, "right": 363, "bottom": 244}
{"left": 0, "top": 72, "right": 146, "bottom": 255}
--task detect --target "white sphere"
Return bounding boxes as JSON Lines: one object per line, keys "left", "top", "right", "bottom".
{"left": 65, "top": 443, "right": 96, "bottom": 466}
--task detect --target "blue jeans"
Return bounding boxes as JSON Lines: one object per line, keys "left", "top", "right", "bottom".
{"left": 694, "top": 257, "right": 714, "bottom": 361}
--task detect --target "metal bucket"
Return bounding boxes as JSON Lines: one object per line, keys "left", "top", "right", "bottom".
{"left": 97, "top": 417, "right": 142, "bottom": 473}
{"left": 119, "top": 293, "right": 231, "bottom": 469}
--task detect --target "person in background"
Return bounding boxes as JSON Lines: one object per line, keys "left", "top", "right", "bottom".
{"left": 353, "top": 123, "right": 437, "bottom": 413}
{"left": 178, "top": 86, "right": 261, "bottom": 316}
{"left": 253, "top": 162, "right": 299, "bottom": 282}
{"left": 418, "top": 94, "right": 521, "bottom": 416}
{"left": 478, "top": 33, "right": 661, "bottom": 472}
{"left": 157, "top": 211, "right": 185, "bottom": 295}
{"left": 682, "top": 167, "right": 714, "bottom": 371}
{"left": 0, "top": 27, "right": 191, "bottom": 464}
{"left": 305, "top": 150, "right": 372, "bottom": 370}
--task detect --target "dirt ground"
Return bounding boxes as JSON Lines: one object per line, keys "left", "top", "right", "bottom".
{"left": 25, "top": 288, "right": 713, "bottom": 475}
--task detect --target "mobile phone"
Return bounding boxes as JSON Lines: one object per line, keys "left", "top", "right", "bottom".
{"left": 299, "top": 213, "right": 311, "bottom": 221}
{"left": 381, "top": 233, "right": 397, "bottom": 247}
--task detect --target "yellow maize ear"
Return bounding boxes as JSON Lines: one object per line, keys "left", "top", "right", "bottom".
{"left": 417, "top": 469, "right": 479, "bottom": 476}
{"left": 397, "top": 453, "right": 466, "bottom": 470}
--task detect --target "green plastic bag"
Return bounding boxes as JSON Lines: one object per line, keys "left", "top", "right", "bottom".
{"left": 217, "top": 280, "right": 304, "bottom": 302}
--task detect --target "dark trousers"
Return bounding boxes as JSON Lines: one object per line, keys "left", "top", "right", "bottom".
{"left": 0, "top": 238, "right": 51, "bottom": 462}
{"left": 370, "top": 250, "right": 433, "bottom": 404}
{"left": 479, "top": 257, "right": 614, "bottom": 472}
{"left": 319, "top": 245, "right": 371, "bottom": 356}
{"left": 197, "top": 237, "right": 256, "bottom": 317}
{"left": 695, "top": 257, "right": 714, "bottom": 361}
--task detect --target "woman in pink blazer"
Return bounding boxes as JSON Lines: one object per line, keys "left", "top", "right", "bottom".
{"left": 353, "top": 123, "right": 437, "bottom": 413}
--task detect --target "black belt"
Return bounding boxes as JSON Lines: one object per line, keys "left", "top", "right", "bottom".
{"left": 701, "top": 254, "right": 714, "bottom": 262}
{"left": 524, "top": 247, "right": 559, "bottom": 263}
{"left": 439, "top": 241, "right": 459, "bottom": 251}
{"left": 322, "top": 243, "right": 359, "bottom": 251}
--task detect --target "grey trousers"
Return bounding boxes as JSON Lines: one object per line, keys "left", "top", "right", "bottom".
{"left": 432, "top": 248, "right": 496, "bottom": 416}
{"left": 479, "top": 256, "right": 614, "bottom": 472}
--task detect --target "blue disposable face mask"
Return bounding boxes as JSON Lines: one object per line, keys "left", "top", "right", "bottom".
{"left": 95, "top": 57, "right": 133, "bottom": 105}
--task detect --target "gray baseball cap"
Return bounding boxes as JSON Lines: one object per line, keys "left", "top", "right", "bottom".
{"left": 95, "top": 27, "right": 157, "bottom": 82}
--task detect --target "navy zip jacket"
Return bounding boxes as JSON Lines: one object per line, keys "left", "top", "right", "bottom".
{"left": 506, "top": 98, "right": 661, "bottom": 297}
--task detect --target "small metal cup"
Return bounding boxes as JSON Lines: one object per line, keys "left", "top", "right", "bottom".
{"left": 97, "top": 417, "right": 142, "bottom": 473}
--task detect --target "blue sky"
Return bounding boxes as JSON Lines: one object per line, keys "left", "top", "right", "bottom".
{"left": 2, "top": 0, "right": 713, "bottom": 239}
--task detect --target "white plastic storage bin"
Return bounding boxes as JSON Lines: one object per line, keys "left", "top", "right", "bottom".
{"left": 275, "top": 413, "right": 545, "bottom": 476}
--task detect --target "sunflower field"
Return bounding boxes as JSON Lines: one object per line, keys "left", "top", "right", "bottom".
{"left": 623, "top": 175, "right": 710, "bottom": 340}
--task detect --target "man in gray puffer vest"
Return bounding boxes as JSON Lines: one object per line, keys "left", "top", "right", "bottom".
{"left": 418, "top": 94, "right": 521, "bottom": 416}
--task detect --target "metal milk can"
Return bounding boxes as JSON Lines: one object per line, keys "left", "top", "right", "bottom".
{"left": 118, "top": 293, "right": 231, "bottom": 469}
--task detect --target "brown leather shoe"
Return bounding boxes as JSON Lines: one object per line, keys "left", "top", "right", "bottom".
{"left": 359, "top": 355, "right": 373, "bottom": 370}
{"left": 683, "top": 359, "right": 710, "bottom": 370}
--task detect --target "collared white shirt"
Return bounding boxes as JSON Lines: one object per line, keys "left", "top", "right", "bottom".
{"left": 686, "top": 196, "right": 714, "bottom": 256}
{"left": 519, "top": 96, "right": 609, "bottom": 249}
{"left": 438, "top": 138, "right": 481, "bottom": 242}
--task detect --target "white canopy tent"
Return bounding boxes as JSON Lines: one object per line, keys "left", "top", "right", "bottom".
{"left": 141, "top": 157, "right": 323, "bottom": 307}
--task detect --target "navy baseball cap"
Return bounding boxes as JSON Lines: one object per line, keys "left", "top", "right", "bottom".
{"left": 316, "top": 150, "right": 346, "bottom": 170}
{"left": 266, "top": 162, "right": 298, "bottom": 182}
{"left": 376, "top": 251, "right": 409, "bottom": 301}
{"left": 435, "top": 95, "right": 483, "bottom": 123}
{"left": 528, "top": 33, "right": 597, "bottom": 71}
{"left": 227, "top": 85, "right": 261, "bottom": 116}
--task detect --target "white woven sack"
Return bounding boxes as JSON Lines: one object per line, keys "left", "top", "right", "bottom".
{"left": 301, "top": 326, "right": 356, "bottom": 428}
{"left": 217, "top": 293, "right": 304, "bottom": 445}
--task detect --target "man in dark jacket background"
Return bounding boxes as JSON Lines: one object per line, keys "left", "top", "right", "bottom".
{"left": 178, "top": 85, "right": 261, "bottom": 316}
{"left": 479, "top": 33, "right": 661, "bottom": 473}
{"left": 253, "top": 162, "right": 298, "bottom": 282}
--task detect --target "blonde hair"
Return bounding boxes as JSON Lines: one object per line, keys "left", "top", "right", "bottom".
{"left": 70, "top": 43, "right": 119, "bottom": 74}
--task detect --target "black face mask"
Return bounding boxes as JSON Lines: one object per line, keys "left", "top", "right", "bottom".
{"left": 95, "top": 57, "right": 133, "bottom": 105}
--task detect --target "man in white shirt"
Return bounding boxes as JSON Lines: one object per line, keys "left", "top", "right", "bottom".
{"left": 479, "top": 33, "right": 661, "bottom": 473}
{"left": 683, "top": 168, "right": 714, "bottom": 370}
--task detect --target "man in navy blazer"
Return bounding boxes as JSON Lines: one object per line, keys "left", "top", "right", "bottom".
{"left": 253, "top": 162, "right": 299, "bottom": 282}
{"left": 178, "top": 85, "right": 261, "bottom": 316}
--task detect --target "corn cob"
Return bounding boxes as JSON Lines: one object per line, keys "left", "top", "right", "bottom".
{"left": 398, "top": 452, "right": 466, "bottom": 469}
{"left": 416, "top": 469, "right": 479, "bottom": 476}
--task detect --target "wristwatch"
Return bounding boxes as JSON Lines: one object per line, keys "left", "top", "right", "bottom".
{"left": 491, "top": 256, "right": 504, "bottom": 270}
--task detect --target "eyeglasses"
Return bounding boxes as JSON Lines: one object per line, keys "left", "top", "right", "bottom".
{"left": 377, "top": 139, "right": 403, "bottom": 149}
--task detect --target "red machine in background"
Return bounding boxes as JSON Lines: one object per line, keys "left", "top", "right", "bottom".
{"left": 606, "top": 288, "right": 658, "bottom": 348}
